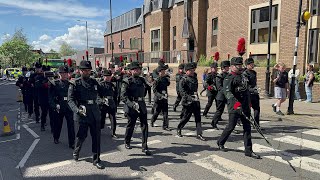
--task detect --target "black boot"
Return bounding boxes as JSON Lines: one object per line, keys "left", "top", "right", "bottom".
{"left": 177, "top": 129, "right": 183, "bottom": 137}
{"left": 93, "top": 154, "right": 105, "bottom": 169}
{"left": 73, "top": 138, "right": 83, "bottom": 161}
{"left": 245, "top": 151, "right": 261, "bottom": 159}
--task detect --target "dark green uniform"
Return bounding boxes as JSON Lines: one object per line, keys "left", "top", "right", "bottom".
{"left": 68, "top": 60, "right": 104, "bottom": 169}
{"left": 203, "top": 63, "right": 218, "bottom": 117}
{"left": 173, "top": 64, "right": 185, "bottom": 111}
{"left": 150, "top": 65, "right": 171, "bottom": 130}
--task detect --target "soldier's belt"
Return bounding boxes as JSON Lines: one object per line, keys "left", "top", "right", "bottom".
{"left": 131, "top": 97, "right": 145, "bottom": 101}
{"left": 80, "top": 100, "right": 96, "bottom": 105}
{"left": 63, "top": 97, "right": 68, "bottom": 101}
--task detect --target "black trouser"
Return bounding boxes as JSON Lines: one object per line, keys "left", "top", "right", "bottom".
{"left": 173, "top": 93, "right": 182, "bottom": 108}
{"left": 40, "top": 104, "right": 48, "bottom": 127}
{"left": 250, "top": 94, "right": 260, "bottom": 126}
{"left": 24, "top": 95, "right": 33, "bottom": 116}
{"left": 212, "top": 99, "right": 226, "bottom": 125}
{"left": 74, "top": 121, "right": 101, "bottom": 163}
{"left": 177, "top": 101, "right": 202, "bottom": 135}
{"left": 100, "top": 105, "right": 117, "bottom": 135}
{"left": 53, "top": 110, "right": 75, "bottom": 146}
{"left": 34, "top": 97, "right": 40, "bottom": 121}
{"left": 151, "top": 99, "right": 169, "bottom": 128}
{"left": 144, "top": 86, "right": 152, "bottom": 104}
{"left": 217, "top": 112, "right": 252, "bottom": 153}
{"left": 49, "top": 108, "right": 55, "bottom": 133}
{"left": 125, "top": 109, "right": 148, "bottom": 149}
{"left": 203, "top": 95, "right": 216, "bottom": 116}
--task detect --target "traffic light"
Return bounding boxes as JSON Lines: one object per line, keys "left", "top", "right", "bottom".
{"left": 301, "top": 10, "right": 311, "bottom": 26}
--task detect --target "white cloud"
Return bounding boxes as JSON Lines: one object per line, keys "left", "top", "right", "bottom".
{"left": 1, "top": 33, "right": 10, "bottom": 41}
{"left": 0, "top": 0, "right": 107, "bottom": 20}
{"left": 39, "top": 34, "right": 52, "bottom": 41}
{"left": 32, "top": 25, "right": 104, "bottom": 52}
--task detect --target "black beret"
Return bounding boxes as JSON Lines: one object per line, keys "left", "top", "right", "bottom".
{"left": 210, "top": 62, "right": 218, "bottom": 68}
{"left": 129, "top": 62, "right": 142, "bottom": 70}
{"left": 34, "top": 62, "right": 42, "bottom": 68}
{"left": 157, "top": 65, "right": 168, "bottom": 72}
{"left": 58, "top": 66, "right": 69, "bottom": 73}
{"left": 184, "top": 63, "right": 195, "bottom": 71}
{"left": 221, "top": 60, "right": 231, "bottom": 68}
{"left": 245, "top": 57, "right": 254, "bottom": 65}
{"left": 79, "top": 60, "right": 92, "bottom": 69}
{"left": 22, "top": 67, "right": 28, "bottom": 71}
{"left": 178, "top": 64, "right": 185, "bottom": 69}
{"left": 231, "top": 57, "right": 243, "bottom": 65}
{"left": 103, "top": 70, "right": 112, "bottom": 76}
{"left": 191, "top": 62, "right": 198, "bottom": 69}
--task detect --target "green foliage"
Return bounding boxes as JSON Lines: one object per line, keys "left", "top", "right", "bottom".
{"left": 197, "top": 54, "right": 213, "bottom": 67}
{"left": 47, "top": 49, "right": 61, "bottom": 59}
{"left": 59, "top": 42, "right": 76, "bottom": 57}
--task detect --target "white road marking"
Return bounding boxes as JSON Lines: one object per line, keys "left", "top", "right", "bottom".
{"left": 18, "top": 125, "right": 20, "bottom": 131}
{"left": 137, "top": 140, "right": 162, "bottom": 147}
{"left": 16, "top": 139, "right": 40, "bottom": 168}
{"left": 144, "top": 171, "right": 174, "bottom": 180}
{"left": 302, "top": 129, "right": 320, "bottom": 137}
{"left": 238, "top": 144, "right": 320, "bottom": 174}
{"left": 23, "top": 124, "right": 39, "bottom": 139}
{"left": 39, "top": 160, "right": 72, "bottom": 171}
{"left": 24, "top": 121, "right": 35, "bottom": 125}
{"left": 192, "top": 155, "right": 281, "bottom": 180}
{"left": 185, "top": 132, "right": 196, "bottom": 136}
{"left": 164, "top": 162, "right": 174, "bottom": 165}
{"left": 260, "top": 121, "right": 270, "bottom": 124}
{"left": 273, "top": 136, "right": 320, "bottom": 151}
{"left": 0, "top": 133, "right": 20, "bottom": 143}
{"left": 204, "top": 129, "right": 217, "bottom": 132}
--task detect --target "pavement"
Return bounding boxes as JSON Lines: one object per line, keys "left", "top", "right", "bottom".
{"left": 0, "top": 79, "right": 320, "bottom": 180}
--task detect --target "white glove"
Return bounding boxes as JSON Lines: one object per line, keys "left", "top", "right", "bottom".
{"left": 104, "top": 98, "right": 109, "bottom": 106}
{"left": 133, "top": 102, "right": 140, "bottom": 113}
{"left": 78, "top": 105, "right": 87, "bottom": 116}
{"left": 56, "top": 104, "right": 60, "bottom": 113}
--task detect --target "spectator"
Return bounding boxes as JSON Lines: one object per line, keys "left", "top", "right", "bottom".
{"left": 304, "top": 64, "right": 315, "bottom": 103}
{"left": 200, "top": 68, "right": 209, "bottom": 96}
{"left": 288, "top": 68, "right": 302, "bottom": 101}
{"left": 272, "top": 63, "right": 289, "bottom": 116}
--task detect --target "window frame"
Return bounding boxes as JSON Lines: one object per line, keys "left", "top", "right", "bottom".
{"left": 211, "top": 18, "right": 218, "bottom": 47}
{"left": 173, "top": 26, "right": 177, "bottom": 50}
{"left": 151, "top": 29, "right": 161, "bottom": 52}
{"left": 308, "top": 28, "right": 319, "bottom": 63}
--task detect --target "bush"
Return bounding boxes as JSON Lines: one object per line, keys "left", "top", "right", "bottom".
{"left": 197, "top": 55, "right": 213, "bottom": 67}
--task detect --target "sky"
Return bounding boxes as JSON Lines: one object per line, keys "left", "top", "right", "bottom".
{"left": 0, "top": 0, "right": 144, "bottom": 52}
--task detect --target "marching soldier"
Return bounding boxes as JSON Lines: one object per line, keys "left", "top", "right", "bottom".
{"left": 243, "top": 58, "right": 260, "bottom": 127}
{"left": 68, "top": 60, "right": 104, "bottom": 169}
{"left": 29, "top": 62, "right": 42, "bottom": 123}
{"left": 177, "top": 63, "right": 206, "bottom": 141}
{"left": 211, "top": 60, "right": 230, "bottom": 129}
{"left": 99, "top": 70, "right": 118, "bottom": 138}
{"left": 173, "top": 64, "right": 185, "bottom": 112}
{"left": 35, "top": 65, "right": 50, "bottom": 131}
{"left": 217, "top": 57, "right": 260, "bottom": 159}
{"left": 121, "top": 62, "right": 151, "bottom": 156}
{"left": 49, "top": 66, "right": 75, "bottom": 148}
{"left": 16, "top": 67, "right": 32, "bottom": 117}
{"left": 203, "top": 62, "right": 218, "bottom": 118}
{"left": 150, "top": 65, "right": 171, "bottom": 131}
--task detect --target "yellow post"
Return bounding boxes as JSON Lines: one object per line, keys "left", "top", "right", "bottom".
{"left": 3, "top": 116, "right": 12, "bottom": 133}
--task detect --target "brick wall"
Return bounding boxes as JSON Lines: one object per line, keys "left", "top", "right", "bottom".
{"left": 104, "top": 25, "right": 142, "bottom": 54}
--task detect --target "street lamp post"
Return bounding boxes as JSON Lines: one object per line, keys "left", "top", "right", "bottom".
{"left": 287, "top": 0, "right": 310, "bottom": 115}
{"left": 265, "top": 0, "right": 273, "bottom": 97}
{"left": 77, "top": 19, "right": 89, "bottom": 57}
{"left": 109, "top": 0, "right": 114, "bottom": 63}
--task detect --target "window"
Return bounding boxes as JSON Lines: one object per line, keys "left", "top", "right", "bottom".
{"left": 308, "top": 29, "right": 319, "bottom": 63}
{"left": 173, "top": 26, "right": 177, "bottom": 50}
{"left": 151, "top": 0, "right": 160, "bottom": 11}
{"left": 311, "top": 0, "right": 320, "bottom": 16}
{"left": 250, "top": 5, "right": 278, "bottom": 44}
{"left": 151, "top": 29, "right": 160, "bottom": 51}
{"left": 211, "top": 18, "right": 218, "bottom": 47}
{"left": 130, "top": 38, "right": 142, "bottom": 50}
{"left": 122, "top": 40, "right": 125, "bottom": 49}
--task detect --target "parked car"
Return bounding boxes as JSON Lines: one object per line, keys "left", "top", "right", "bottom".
{"left": 4, "top": 68, "right": 22, "bottom": 78}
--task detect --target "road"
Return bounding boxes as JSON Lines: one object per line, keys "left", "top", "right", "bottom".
{"left": 0, "top": 80, "right": 319, "bottom": 180}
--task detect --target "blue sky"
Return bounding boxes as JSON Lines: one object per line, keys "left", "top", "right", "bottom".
{"left": 0, "top": 0, "right": 144, "bottom": 52}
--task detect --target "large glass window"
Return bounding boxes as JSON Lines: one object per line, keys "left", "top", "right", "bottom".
{"left": 308, "top": 29, "right": 319, "bottom": 63}
{"left": 250, "top": 5, "right": 278, "bottom": 44}
{"left": 151, "top": 29, "right": 160, "bottom": 51}
{"left": 211, "top": 18, "right": 218, "bottom": 47}
{"left": 311, "top": 0, "right": 320, "bottom": 16}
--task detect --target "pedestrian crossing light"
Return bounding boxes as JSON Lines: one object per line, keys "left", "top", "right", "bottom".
{"left": 301, "top": 10, "right": 311, "bottom": 25}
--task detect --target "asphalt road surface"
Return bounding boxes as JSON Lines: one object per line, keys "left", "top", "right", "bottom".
{"left": 0, "top": 81, "right": 319, "bottom": 180}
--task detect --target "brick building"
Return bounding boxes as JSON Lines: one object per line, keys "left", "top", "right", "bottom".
{"left": 102, "top": 0, "right": 317, "bottom": 72}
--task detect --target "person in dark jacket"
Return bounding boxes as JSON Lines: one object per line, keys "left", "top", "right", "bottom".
{"left": 173, "top": 64, "right": 185, "bottom": 111}
{"left": 203, "top": 62, "right": 218, "bottom": 118}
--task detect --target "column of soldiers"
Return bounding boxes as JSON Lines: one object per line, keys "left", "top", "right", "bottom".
{"left": 16, "top": 56, "right": 262, "bottom": 170}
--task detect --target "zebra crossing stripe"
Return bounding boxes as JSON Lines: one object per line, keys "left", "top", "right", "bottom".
{"left": 192, "top": 155, "right": 281, "bottom": 180}
{"left": 302, "top": 129, "right": 320, "bottom": 137}
{"left": 137, "top": 140, "right": 162, "bottom": 147}
{"left": 273, "top": 136, "right": 320, "bottom": 151}
{"left": 238, "top": 144, "right": 320, "bottom": 174}
{"left": 143, "top": 171, "right": 174, "bottom": 180}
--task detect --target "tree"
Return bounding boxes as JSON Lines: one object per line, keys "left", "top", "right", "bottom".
{"left": 59, "top": 42, "right": 76, "bottom": 57}
{"left": 46, "top": 49, "right": 61, "bottom": 59}
{"left": 0, "top": 29, "right": 34, "bottom": 67}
